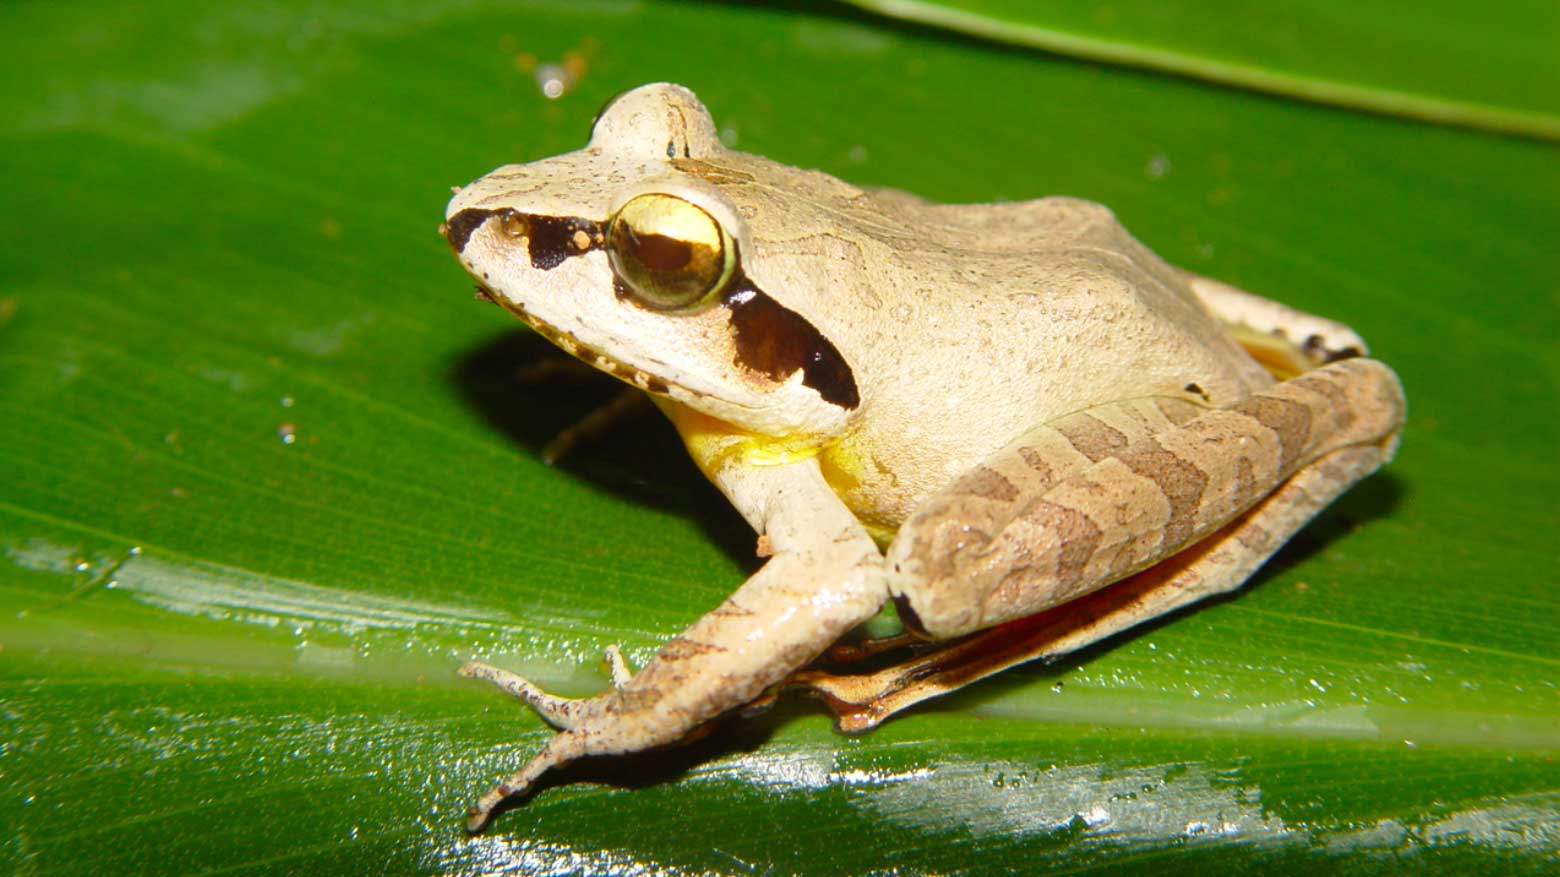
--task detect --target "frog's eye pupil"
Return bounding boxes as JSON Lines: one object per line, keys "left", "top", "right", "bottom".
{"left": 630, "top": 232, "right": 693, "bottom": 273}
{"left": 608, "top": 194, "right": 734, "bottom": 310}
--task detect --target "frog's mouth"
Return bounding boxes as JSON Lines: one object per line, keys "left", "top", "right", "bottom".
{"left": 442, "top": 207, "right": 674, "bottom": 395}
{"left": 472, "top": 278, "right": 673, "bottom": 397}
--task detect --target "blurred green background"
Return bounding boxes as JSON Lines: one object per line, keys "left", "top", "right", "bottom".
{"left": 3, "top": 1, "right": 1556, "bottom": 874}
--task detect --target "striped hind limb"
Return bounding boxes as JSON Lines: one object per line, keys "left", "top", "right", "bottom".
{"left": 888, "top": 358, "right": 1403, "bottom": 640}
{"left": 792, "top": 357, "right": 1403, "bottom": 730}
{"left": 794, "top": 440, "right": 1393, "bottom": 732}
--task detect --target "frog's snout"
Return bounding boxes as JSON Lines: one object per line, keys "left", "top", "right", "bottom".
{"left": 443, "top": 207, "right": 500, "bottom": 254}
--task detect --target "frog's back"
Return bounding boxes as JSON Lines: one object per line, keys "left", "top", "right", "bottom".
{"left": 822, "top": 193, "right": 1274, "bottom": 531}
{"left": 853, "top": 192, "right": 1272, "bottom": 412}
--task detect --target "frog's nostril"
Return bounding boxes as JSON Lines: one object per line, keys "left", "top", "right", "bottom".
{"left": 444, "top": 208, "right": 499, "bottom": 253}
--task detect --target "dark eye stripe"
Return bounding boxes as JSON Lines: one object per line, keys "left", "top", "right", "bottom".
{"left": 442, "top": 208, "right": 603, "bottom": 269}
{"left": 445, "top": 203, "right": 857, "bottom": 411}
{"left": 526, "top": 214, "right": 604, "bottom": 270}
{"left": 443, "top": 208, "right": 498, "bottom": 253}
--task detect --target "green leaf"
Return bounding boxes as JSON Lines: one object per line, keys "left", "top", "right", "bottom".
{"left": 3, "top": 1, "right": 1556, "bottom": 875}
{"left": 844, "top": 0, "right": 1560, "bottom": 140}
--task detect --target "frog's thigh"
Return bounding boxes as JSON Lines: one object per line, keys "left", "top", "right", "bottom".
{"left": 798, "top": 441, "right": 1390, "bottom": 732}
{"left": 888, "top": 358, "right": 1404, "bottom": 639}
{"left": 880, "top": 394, "right": 1207, "bottom": 634}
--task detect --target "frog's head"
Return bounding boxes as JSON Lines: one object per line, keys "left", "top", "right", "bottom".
{"left": 442, "top": 83, "right": 859, "bottom": 440}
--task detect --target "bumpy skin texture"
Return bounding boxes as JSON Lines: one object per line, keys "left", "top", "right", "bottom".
{"left": 442, "top": 83, "right": 1405, "bottom": 831}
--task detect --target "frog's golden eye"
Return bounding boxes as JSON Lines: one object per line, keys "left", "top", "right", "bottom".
{"left": 607, "top": 193, "right": 735, "bottom": 310}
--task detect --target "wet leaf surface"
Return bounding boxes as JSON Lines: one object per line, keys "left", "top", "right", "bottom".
{"left": 3, "top": 2, "right": 1556, "bottom": 874}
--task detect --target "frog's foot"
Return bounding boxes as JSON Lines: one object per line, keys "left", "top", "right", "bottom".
{"left": 601, "top": 644, "right": 634, "bottom": 687}
{"left": 540, "top": 388, "right": 653, "bottom": 464}
{"left": 794, "top": 609, "right": 1111, "bottom": 732}
{"left": 792, "top": 626, "right": 1011, "bottom": 733}
{"left": 825, "top": 631, "right": 920, "bottom": 664}
{"left": 465, "top": 728, "right": 593, "bottom": 833}
{"left": 459, "top": 647, "right": 635, "bottom": 730}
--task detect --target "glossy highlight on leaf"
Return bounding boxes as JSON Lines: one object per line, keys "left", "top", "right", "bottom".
{"left": 2, "top": 1, "right": 1556, "bottom": 875}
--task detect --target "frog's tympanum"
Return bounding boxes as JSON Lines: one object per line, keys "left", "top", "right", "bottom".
{"left": 441, "top": 84, "right": 1404, "bottom": 831}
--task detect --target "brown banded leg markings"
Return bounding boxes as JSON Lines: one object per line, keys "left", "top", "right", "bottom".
{"left": 814, "top": 356, "right": 1402, "bottom": 731}
{"left": 891, "top": 358, "right": 1403, "bottom": 640}
{"left": 887, "top": 397, "right": 1206, "bottom": 637}
{"left": 793, "top": 443, "right": 1393, "bottom": 732}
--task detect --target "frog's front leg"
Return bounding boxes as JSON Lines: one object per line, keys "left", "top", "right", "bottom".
{"left": 459, "top": 644, "right": 634, "bottom": 728}
{"left": 462, "top": 457, "right": 886, "bottom": 832}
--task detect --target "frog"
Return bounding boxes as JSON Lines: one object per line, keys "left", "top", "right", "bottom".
{"left": 440, "top": 83, "right": 1405, "bottom": 832}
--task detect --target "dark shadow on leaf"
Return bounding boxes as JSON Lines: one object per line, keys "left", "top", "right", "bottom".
{"left": 449, "top": 328, "right": 759, "bottom": 569}
{"left": 1260, "top": 470, "right": 1406, "bottom": 580}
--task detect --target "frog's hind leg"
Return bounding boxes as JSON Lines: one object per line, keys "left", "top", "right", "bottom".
{"left": 796, "top": 358, "right": 1403, "bottom": 731}
{"left": 891, "top": 358, "right": 1403, "bottom": 640}
{"left": 797, "top": 441, "right": 1390, "bottom": 731}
